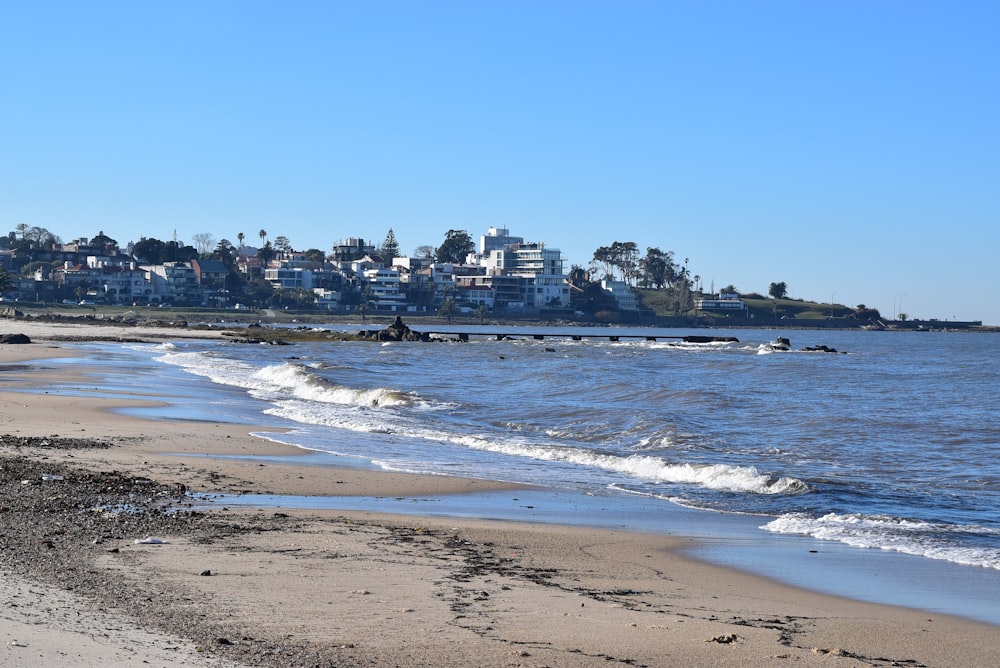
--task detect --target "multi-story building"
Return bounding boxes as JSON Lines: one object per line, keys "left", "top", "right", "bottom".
{"left": 466, "top": 236, "right": 570, "bottom": 311}
{"left": 264, "top": 266, "right": 314, "bottom": 291}
{"left": 363, "top": 267, "right": 408, "bottom": 311}
{"left": 142, "top": 262, "right": 202, "bottom": 304}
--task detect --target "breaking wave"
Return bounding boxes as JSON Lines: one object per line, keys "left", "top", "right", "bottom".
{"left": 762, "top": 512, "right": 1000, "bottom": 570}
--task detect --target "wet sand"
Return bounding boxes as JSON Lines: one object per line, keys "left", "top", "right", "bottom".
{"left": 2, "top": 321, "right": 998, "bottom": 667}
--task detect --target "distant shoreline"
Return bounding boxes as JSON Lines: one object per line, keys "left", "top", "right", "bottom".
{"left": 3, "top": 304, "right": 996, "bottom": 338}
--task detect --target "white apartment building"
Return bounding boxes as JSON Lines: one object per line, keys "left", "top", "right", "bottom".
{"left": 450, "top": 232, "right": 572, "bottom": 311}
{"left": 363, "top": 267, "right": 408, "bottom": 310}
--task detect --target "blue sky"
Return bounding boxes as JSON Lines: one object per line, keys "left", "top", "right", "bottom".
{"left": 3, "top": 1, "right": 998, "bottom": 324}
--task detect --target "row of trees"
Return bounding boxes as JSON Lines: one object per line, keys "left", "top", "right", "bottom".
{"left": 588, "top": 240, "right": 793, "bottom": 297}
{"left": 588, "top": 242, "right": 698, "bottom": 291}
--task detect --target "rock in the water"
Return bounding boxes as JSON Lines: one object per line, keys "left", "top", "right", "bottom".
{"left": 363, "top": 316, "right": 429, "bottom": 342}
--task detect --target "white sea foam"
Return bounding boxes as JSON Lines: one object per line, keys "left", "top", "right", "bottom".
{"left": 762, "top": 513, "right": 1000, "bottom": 570}
{"left": 156, "top": 351, "right": 413, "bottom": 408}
{"left": 254, "top": 363, "right": 413, "bottom": 407}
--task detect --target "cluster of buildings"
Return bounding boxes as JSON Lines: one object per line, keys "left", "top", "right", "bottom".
{"left": 1, "top": 227, "right": 647, "bottom": 315}
{"left": 260, "top": 226, "right": 581, "bottom": 313}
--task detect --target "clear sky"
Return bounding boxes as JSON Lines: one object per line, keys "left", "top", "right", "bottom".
{"left": 3, "top": 1, "right": 998, "bottom": 324}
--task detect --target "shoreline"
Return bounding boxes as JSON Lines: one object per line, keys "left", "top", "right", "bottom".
{"left": 2, "top": 326, "right": 999, "bottom": 666}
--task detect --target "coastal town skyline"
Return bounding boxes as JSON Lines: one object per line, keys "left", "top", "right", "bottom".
{"left": 3, "top": 2, "right": 997, "bottom": 324}
{"left": 0, "top": 225, "right": 982, "bottom": 324}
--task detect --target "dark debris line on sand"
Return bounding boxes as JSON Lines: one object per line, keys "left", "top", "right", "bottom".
{"left": 0, "top": 436, "right": 341, "bottom": 666}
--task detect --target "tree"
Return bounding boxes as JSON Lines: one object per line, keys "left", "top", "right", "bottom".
{"left": 474, "top": 304, "right": 488, "bottom": 324}
{"left": 192, "top": 233, "right": 216, "bottom": 255}
{"left": 131, "top": 238, "right": 197, "bottom": 264}
{"left": 287, "top": 287, "right": 316, "bottom": 308}
{"left": 257, "top": 241, "right": 276, "bottom": 267}
{"left": 212, "top": 239, "right": 237, "bottom": 269}
{"left": 381, "top": 229, "right": 401, "bottom": 261}
{"left": 674, "top": 268, "right": 694, "bottom": 316}
{"left": 303, "top": 248, "right": 326, "bottom": 268}
{"left": 567, "top": 265, "right": 589, "bottom": 289}
{"left": 89, "top": 231, "right": 119, "bottom": 252}
{"left": 0, "top": 267, "right": 15, "bottom": 296}
{"left": 413, "top": 245, "right": 435, "bottom": 259}
{"left": 435, "top": 230, "right": 474, "bottom": 264}
{"left": 768, "top": 282, "right": 788, "bottom": 299}
{"left": 274, "top": 236, "right": 292, "bottom": 259}
{"left": 590, "top": 241, "right": 639, "bottom": 284}
{"left": 591, "top": 245, "right": 616, "bottom": 280}
{"left": 437, "top": 298, "right": 457, "bottom": 322}
{"left": 258, "top": 229, "right": 267, "bottom": 247}
{"left": 243, "top": 278, "right": 274, "bottom": 307}
{"left": 638, "top": 247, "right": 676, "bottom": 289}
{"left": 615, "top": 241, "right": 640, "bottom": 286}
{"left": 236, "top": 232, "right": 246, "bottom": 276}
{"left": 22, "top": 226, "right": 58, "bottom": 249}
{"left": 22, "top": 261, "right": 54, "bottom": 278}
{"left": 849, "top": 304, "right": 883, "bottom": 321}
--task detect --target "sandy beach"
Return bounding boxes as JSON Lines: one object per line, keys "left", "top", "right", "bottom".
{"left": 2, "top": 318, "right": 998, "bottom": 667}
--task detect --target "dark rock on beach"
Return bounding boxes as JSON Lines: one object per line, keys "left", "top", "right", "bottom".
{"left": 0, "top": 333, "right": 31, "bottom": 344}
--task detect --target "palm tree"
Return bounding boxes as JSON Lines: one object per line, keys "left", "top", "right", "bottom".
{"left": 237, "top": 232, "right": 246, "bottom": 277}
{"left": 438, "top": 298, "right": 457, "bottom": 323}
{"left": 256, "top": 231, "right": 267, "bottom": 280}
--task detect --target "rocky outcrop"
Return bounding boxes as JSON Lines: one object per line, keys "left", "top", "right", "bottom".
{"left": 802, "top": 344, "right": 843, "bottom": 353}
{"left": 361, "top": 316, "right": 433, "bottom": 342}
{"left": 0, "top": 333, "right": 31, "bottom": 344}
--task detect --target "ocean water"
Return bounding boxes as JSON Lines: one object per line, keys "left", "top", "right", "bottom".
{"left": 49, "top": 326, "right": 1000, "bottom": 621}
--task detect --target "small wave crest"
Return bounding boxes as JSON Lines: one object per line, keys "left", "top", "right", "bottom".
{"left": 459, "top": 437, "right": 807, "bottom": 496}
{"left": 255, "top": 363, "right": 413, "bottom": 407}
{"left": 616, "top": 457, "right": 807, "bottom": 494}
{"left": 762, "top": 512, "right": 1000, "bottom": 570}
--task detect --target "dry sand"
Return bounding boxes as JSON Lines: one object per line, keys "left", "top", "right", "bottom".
{"left": 1, "top": 318, "right": 998, "bottom": 667}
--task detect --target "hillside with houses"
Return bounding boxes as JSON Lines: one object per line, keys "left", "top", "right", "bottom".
{"left": 0, "top": 225, "right": 985, "bottom": 330}
{"left": 0, "top": 226, "right": 593, "bottom": 317}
